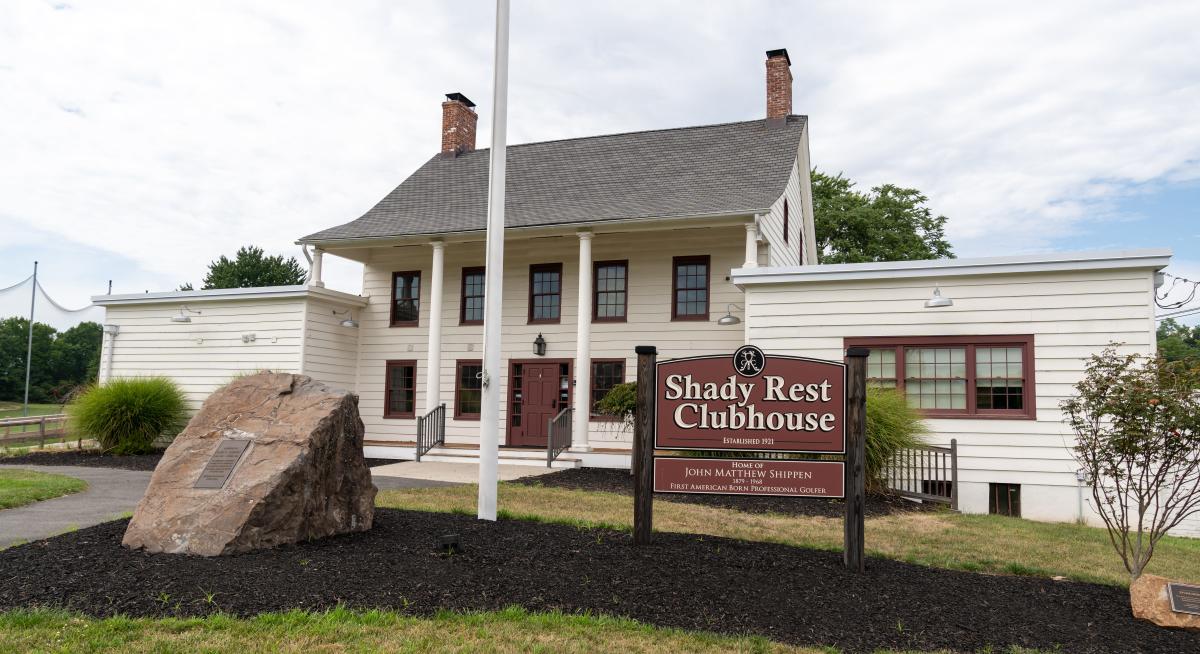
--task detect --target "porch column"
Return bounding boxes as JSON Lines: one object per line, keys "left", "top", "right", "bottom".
{"left": 425, "top": 240, "right": 445, "bottom": 415}
{"left": 572, "top": 230, "right": 593, "bottom": 452}
{"left": 311, "top": 248, "right": 325, "bottom": 287}
{"left": 744, "top": 220, "right": 759, "bottom": 268}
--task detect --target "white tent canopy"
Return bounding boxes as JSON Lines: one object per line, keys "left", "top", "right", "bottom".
{"left": 0, "top": 275, "right": 105, "bottom": 331}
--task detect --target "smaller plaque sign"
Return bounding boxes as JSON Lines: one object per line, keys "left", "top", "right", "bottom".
{"left": 193, "top": 439, "right": 251, "bottom": 490}
{"left": 653, "top": 457, "right": 844, "bottom": 498}
{"left": 1168, "top": 582, "right": 1200, "bottom": 616}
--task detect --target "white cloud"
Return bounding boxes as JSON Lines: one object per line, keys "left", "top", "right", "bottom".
{"left": 1, "top": 0, "right": 1198, "bottom": 305}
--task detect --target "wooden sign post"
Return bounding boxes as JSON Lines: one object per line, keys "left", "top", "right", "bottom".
{"left": 633, "top": 345, "right": 657, "bottom": 545}
{"left": 843, "top": 347, "right": 869, "bottom": 572}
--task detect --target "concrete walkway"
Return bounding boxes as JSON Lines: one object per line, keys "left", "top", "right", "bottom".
{"left": 370, "top": 460, "right": 559, "bottom": 484}
{"left": 0, "top": 465, "right": 152, "bottom": 548}
{"left": 0, "top": 461, "right": 547, "bottom": 548}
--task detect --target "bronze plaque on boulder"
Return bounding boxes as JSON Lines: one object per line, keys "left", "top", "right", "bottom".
{"left": 193, "top": 439, "right": 251, "bottom": 489}
{"left": 1169, "top": 582, "right": 1200, "bottom": 616}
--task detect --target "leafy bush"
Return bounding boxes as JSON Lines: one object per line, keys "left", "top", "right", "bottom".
{"left": 596, "top": 382, "right": 637, "bottom": 430}
{"left": 864, "top": 386, "right": 929, "bottom": 491}
{"left": 68, "top": 377, "right": 189, "bottom": 454}
{"left": 1062, "top": 347, "right": 1200, "bottom": 580}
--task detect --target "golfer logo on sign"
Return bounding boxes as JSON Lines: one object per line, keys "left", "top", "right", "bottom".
{"left": 732, "top": 345, "right": 766, "bottom": 377}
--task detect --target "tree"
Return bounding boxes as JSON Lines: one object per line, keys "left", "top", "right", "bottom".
{"left": 183, "top": 246, "right": 306, "bottom": 290}
{"left": 0, "top": 319, "right": 102, "bottom": 404}
{"left": 1156, "top": 318, "right": 1200, "bottom": 362}
{"left": 812, "top": 170, "right": 954, "bottom": 264}
{"left": 1061, "top": 347, "right": 1200, "bottom": 580}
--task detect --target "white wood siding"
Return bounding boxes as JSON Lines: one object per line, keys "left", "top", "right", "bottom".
{"left": 743, "top": 267, "right": 1198, "bottom": 535}
{"left": 758, "top": 139, "right": 812, "bottom": 267}
{"left": 353, "top": 225, "right": 750, "bottom": 448}
{"left": 299, "top": 298, "right": 360, "bottom": 393}
{"left": 100, "top": 299, "right": 307, "bottom": 410}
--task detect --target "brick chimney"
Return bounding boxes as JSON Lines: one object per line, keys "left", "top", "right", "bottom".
{"left": 765, "top": 48, "right": 792, "bottom": 123}
{"left": 441, "top": 92, "right": 477, "bottom": 155}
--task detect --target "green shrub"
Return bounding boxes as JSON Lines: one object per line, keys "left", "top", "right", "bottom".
{"left": 866, "top": 386, "right": 929, "bottom": 491}
{"left": 68, "top": 377, "right": 189, "bottom": 454}
{"left": 596, "top": 382, "right": 636, "bottom": 430}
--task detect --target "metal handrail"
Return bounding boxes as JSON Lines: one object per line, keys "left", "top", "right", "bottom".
{"left": 884, "top": 438, "right": 958, "bottom": 510}
{"left": 547, "top": 406, "right": 573, "bottom": 467}
{"left": 415, "top": 403, "right": 446, "bottom": 462}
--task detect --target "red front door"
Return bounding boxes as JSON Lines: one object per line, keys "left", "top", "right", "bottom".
{"left": 509, "top": 361, "right": 565, "bottom": 447}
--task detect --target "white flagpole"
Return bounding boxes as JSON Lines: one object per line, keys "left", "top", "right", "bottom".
{"left": 23, "top": 261, "right": 38, "bottom": 417}
{"left": 478, "top": 0, "right": 510, "bottom": 521}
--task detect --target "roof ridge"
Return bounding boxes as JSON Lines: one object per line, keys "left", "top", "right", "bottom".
{"left": 458, "top": 114, "right": 807, "bottom": 154}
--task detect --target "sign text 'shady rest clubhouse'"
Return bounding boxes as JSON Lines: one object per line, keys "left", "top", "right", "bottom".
{"left": 655, "top": 346, "right": 846, "bottom": 453}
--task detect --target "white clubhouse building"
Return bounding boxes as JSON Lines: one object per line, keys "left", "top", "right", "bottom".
{"left": 93, "top": 50, "right": 1190, "bottom": 536}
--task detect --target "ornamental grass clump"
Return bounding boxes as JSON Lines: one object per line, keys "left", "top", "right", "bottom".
{"left": 68, "top": 377, "right": 189, "bottom": 455}
{"left": 865, "top": 386, "right": 929, "bottom": 491}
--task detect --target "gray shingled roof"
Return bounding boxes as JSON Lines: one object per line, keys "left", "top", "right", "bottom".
{"left": 300, "top": 116, "right": 806, "bottom": 243}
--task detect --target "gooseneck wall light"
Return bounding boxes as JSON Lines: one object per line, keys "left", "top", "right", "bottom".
{"left": 924, "top": 286, "right": 954, "bottom": 309}
{"left": 717, "top": 303, "right": 744, "bottom": 326}
{"left": 333, "top": 309, "right": 359, "bottom": 328}
{"left": 170, "top": 306, "right": 201, "bottom": 323}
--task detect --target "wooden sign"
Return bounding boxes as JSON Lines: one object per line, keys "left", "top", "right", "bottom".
{"left": 654, "top": 345, "right": 845, "bottom": 453}
{"left": 193, "top": 439, "right": 251, "bottom": 489}
{"left": 653, "top": 457, "right": 844, "bottom": 498}
{"left": 1168, "top": 582, "right": 1200, "bottom": 616}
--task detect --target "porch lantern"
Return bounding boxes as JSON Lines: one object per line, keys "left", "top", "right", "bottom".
{"left": 924, "top": 286, "right": 953, "bottom": 308}
{"left": 533, "top": 333, "right": 546, "bottom": 356}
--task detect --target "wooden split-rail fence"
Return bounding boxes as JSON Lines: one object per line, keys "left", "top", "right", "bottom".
{"left": 0, "top": 414, "right": 80, "bottom": 449}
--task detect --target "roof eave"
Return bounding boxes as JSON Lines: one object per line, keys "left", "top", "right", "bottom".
{"left": 92, "top": 284, "right": 368, "bottom": 307}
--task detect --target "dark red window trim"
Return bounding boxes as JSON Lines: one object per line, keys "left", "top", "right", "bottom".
{"left": 528, "top": 263, "right": 563, "bottom": 325}
{"left": 390, "top": 270, "right": 421, "bottom": 327}
{"left": 783, "top": 198, "right": 789, "bottom": 243}
{"left": 843, "top": 335, "right": 1036, "bottom": 419}
{"left": 592, "top": 259, "right": 628, "bottom": 323}
{"left": 383, "top": 359, "right": 417, "bottom": 419}
{"left": 589, "top": 358, "right": 626, "bottom": 421}
{"left": 454, "top": 359, "right": 483, "bottom": 420}
{"left": 459, "top": 266, "right": 485, "bottom": 326}
{"left": 671, "top": 255, "right": 710, "bottom": 321}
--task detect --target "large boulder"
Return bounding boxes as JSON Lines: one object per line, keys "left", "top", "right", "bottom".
{"left": 1130, "top": 574, "right": 1200, "bottom": 630}
{"left": 123, "top": 372, "right": 377, "bottom": 556}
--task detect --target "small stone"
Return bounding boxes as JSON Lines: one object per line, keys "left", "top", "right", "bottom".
{"left": 122, "top": 372, "right": 377, "bottom": 556}
{"left": 1130, "top": 574, "right": 1200, "bottom": 630}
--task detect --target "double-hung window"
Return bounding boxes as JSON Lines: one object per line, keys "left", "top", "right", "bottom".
{"left": 593, "top": 260, "right": 628, "bottom": 322}
{"left": 460, "top": 267, "right": 485, "bottom": 325}
{"left": 383, "top": 360, "right": 416, "bottom": 418}
{"left": 529, "top": 263, "right": 562, "bottom": 324}
{"left": 672, "top": 255, "right": 710, "bottom": 320}
{"left": 590, "top": 359, "right": 626, "bottom": 418}
{"left": 846, "top": 336, "right": 1035, "bottom": 418}
{"left": 390, "top": 271, "right": 421, "bottom": 326}
{"left": 455, "top": 360, "right": 482, "bottom": 419}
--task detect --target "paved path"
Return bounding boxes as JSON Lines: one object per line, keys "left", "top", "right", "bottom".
{"left": 0, "top": 461, "right": 540, "bottom": 548}
{"left": 0, "top": 465, "right": 152, "bottom": 548}
{"left": 370, "top": 461, "right": 559, "bottom": 484}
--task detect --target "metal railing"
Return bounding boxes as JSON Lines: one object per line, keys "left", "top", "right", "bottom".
{"left": 0, "top": 414, "right": 73, "bottom": 449}
{"left": 547, "top": 406, "right": 572, "bottom": 467}
{"left": 415, "top": 403, "right": 446, "bottom": 462}
{"left": 884, "top": 439, "right": 958, "bottom": 510}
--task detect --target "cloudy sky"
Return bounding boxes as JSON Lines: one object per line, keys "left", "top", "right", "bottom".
{"left": 2, "top": 0, "right": 1199, "bottom": 320}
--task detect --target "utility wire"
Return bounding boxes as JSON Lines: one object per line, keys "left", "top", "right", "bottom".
{"left": 1156, "top": 273, "right": 1200, "bottom": 310}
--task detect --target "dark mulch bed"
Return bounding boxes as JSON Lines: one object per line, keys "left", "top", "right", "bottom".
{"left": 514, "top": 467, "right": 937, "bottom": 518}
{"left": 0, "top": 450, "right": 164, "bottom": 472}
{"left": 1, "top": 510, "right": 1193, "bottom": 653}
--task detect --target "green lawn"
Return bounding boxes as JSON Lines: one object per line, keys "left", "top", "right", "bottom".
{"left": 0, "top": 403, "right": 63, "bottom": 420}
{"left": 377, "top": 482, "right": 1200, "bottom": 587}
{"left": 0, "top": 469, "right": 87, "bottom": 509}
